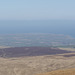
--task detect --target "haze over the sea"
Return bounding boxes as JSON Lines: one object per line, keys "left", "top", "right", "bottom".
{"left": 0, "top": 0, "right": 75, "bottom": 37}
{"left": 0, "top": 20, "right": 75, "bottom": 37}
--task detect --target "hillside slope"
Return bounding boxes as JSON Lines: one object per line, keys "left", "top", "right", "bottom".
{"left": 0, "top": 47, "right": 71, "bottom": 57}
{"left": 0, "top": 53, "right": 75, "bottom": 75}
{"left": 37, "top": 68, "right": 75, "bottom": 75}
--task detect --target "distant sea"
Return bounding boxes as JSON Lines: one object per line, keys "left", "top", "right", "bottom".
{"left": 0, "top": 20, "right": 75, "bottom": 37}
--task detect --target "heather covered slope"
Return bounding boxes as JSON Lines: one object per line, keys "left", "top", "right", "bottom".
{"left": 0, "top": 47, "right": 75, "bottom": 75}
{"left": 0, "top": 47, "right": 72, "bottom": 57}
{"left": 37, "top": 68, "right": 75, "bottom": 75}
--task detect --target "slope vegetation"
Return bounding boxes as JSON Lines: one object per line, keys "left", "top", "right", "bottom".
{"left": 0, "top": 47, "right": 75, "bottom": 75}
{"left": 0, "top": 47, "right": 71, "bottom": 57}
{"left": 37, "top": 68, "right": 75, "bottom": 75}
{"left": 0, "top": 53, "right": 75, "bottom": 75}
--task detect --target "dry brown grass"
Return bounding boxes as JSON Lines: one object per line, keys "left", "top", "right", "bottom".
{"left": 0, "top": 53, "right": 75, "bottom": 75}
{"left": 37, "top": 68, "right": 75, "bottom": 75}
{"left": 0, "top": 46, "right": 75, "bottom": 75}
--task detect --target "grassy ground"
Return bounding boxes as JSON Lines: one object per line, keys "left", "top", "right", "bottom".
{"left": 0, "top": 47, "right": 75, "bottom": 75}
{"left": 0, "top": 52, "right": 75, "bottom": 75}
{"left": 37, "top": 68, "right": 75, "bottom": 75}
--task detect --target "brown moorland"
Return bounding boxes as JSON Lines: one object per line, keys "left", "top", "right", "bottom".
{"left": 36, "top": 68, "right": 75, "bottom": 75}
{"left": 0, "top": 52, "right": 75, "bottom": 75}
{"left": 0, "top": 47, "right": 75, "bottom": 75}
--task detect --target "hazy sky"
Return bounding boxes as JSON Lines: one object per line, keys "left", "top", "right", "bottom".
{"left": 0, "top": 0, "right": 75, "bottom": 36}
{"left": 0, "top": 0, "right": 75, "bottom": 20}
